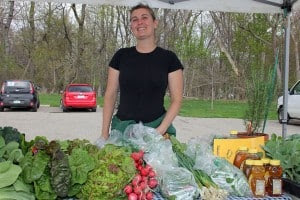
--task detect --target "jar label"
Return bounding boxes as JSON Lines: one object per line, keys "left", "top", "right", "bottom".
{"left": 255, "top": 180, "right": 265, "bottom": 196}
{"left": 273, "top": 179, "right": 282, "bottom": 195}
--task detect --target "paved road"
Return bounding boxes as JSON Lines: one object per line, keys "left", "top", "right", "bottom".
{"left": 1, "top": 105, "right": 299, "bottom": 143}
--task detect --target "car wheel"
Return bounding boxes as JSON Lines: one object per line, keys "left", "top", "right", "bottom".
{"left": 62, "top": 105, "right": 68, "bottom": 112}
{"left": 31, "top": 105, "right": 37, "bottom": 112}
{"left": 278, "top": 107, "right": 290, "bottom": 124}
{"left": 0, "top": 107, "right": 4, "bottom": 112}
{"left": 37, "top": 100, "right": 40, "bottom": 108}
{"left": 91, "top": 107, "right": 97, "bottom": 112}
{"left": 60, "top": 100, "right": 67, "bottom": 112}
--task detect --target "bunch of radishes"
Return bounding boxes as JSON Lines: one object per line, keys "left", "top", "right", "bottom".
{"left": 124, "top": 150, "right": 158, "bottom": 200}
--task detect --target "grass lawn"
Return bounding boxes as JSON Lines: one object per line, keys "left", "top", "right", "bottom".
{"left": 39, "top": 93, "right": 277, "bottom": 120}
{"left": 178, "top": 99, "right": 277, "bottom": 119}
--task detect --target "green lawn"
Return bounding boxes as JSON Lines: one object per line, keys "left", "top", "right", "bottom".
{"left": 39, "top": 93, "right": 277, "bottom": 120}
{"left": 178, "top": 99, "right": 277, "bottom": 119}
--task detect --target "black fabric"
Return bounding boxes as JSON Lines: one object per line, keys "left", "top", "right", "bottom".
{"left": 109, "top": 46, "right": 183, "bottom": 123}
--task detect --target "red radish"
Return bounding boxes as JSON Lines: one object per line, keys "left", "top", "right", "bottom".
{"left": 133, "top": 174, "right": 142, "bottom": 182}
{"left": 140, "top": 193, "right": 146, "bottom": 200}
{"left": 140, "top": 168, "right": 150, "bottom": 176}
{"left": 133, "top": 186, "right": 142, "bottom": 195}
{"left": 148, "top": 170, "right": 156, "bottom": 178}
{"left": 132, "top": 174, "right": 142, "bottom": 186}
{"left": 124, "top": 185, "right": 133, "bottom": 194}
{"left": 144, "top": 164, "right": 152, "bottom": 171}
{"left": 138, "top": 159, "right": 143, "bottom": 165}
{"left": 137, "top": 165, "right": 143, "bottom": 171}
{"left": 128, "top": 193, "right": 138, "bottom": 200}
{"left": 146, "top": 192, "right": 153, "bottom": 200}
{"left": 142, "top": 176, "right": 148, "bottom": 182}
{"left": 131, "top": 152, "right": 141, "bottom": 161}
{"left": 139, "top": 181, "right": 147, "bottom": 190}
{"left": 148, "top": 178, "right": 158, "bottom": 189}
{"left": 132, "top": 179, "right": 139, "bottom": 186}
{"left": 138, "top": 150, "right": 144, "bottom": 158}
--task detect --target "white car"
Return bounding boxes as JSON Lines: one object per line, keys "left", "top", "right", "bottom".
{"left": 277, "top": 80, "right": 300, "bottom": 123}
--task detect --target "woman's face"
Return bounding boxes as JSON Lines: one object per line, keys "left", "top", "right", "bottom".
{"left": 130, "top": 8, "right": 158, "bottom": 40}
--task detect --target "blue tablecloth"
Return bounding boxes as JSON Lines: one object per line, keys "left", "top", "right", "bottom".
{"left": 154, "top": 192, "right": 292, "bottom": 200}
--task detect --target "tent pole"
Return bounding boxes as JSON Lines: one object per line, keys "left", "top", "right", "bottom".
{"left": 282, "top": 12, "right": 291, "bottom": 138}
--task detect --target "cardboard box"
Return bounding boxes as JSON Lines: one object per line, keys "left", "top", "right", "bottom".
{"left": 213, "top": 136, "right": 265, "bottom": 164}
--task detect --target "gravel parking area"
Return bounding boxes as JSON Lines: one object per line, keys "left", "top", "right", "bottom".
{"left": 1, "top": 105, "right": 299, "bottom": 143}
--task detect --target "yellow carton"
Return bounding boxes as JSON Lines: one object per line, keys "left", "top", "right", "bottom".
{"left": 213, "top": 136, "right": 265, "bottom": 164}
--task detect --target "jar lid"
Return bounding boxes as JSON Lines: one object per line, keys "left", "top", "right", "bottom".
{"left": 261, "top": 158, "right": 270, "bottom": 164}
{"left": 238, "top": 146, "right": 248, "bottom": 151}
{"left": 245, "top": 159, "right": 254, "bottom": 165}
{"left": 230, "top": 130, "right": 238, "bottom": 135}
{"left": 248, "top": 148, "right": 258, "bottom": 153}
{"left": 253, "top": 160, "right": 263, "bottom": 166}
{"left": 270, "top": 160, "right": 280, "bottom": 166}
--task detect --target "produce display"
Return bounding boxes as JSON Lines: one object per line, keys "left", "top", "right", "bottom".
{"left": 123, "top": 150, "right": 158, "bottom": 200}
{"left": 80, "top": 144, "right": 136, "bottom": 200}
{"left": 0, "top": 126, "right": 297, "bottom": 200}
{"left": 263, "top": 134, "right": 300, "bottom": 184}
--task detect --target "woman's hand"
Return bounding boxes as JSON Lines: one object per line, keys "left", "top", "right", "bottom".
{"left": 95, "top": 135, "right": 108, "bottom": 148}
{"left": 100, "top": 133, "right": 109, "bottom": 140}
{"left": 156, "top": 126, "right": 166, "bottom": 135}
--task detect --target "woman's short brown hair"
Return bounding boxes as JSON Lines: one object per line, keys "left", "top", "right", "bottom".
{"left": 130, "top": 3, "right": 156, "bottom": 20}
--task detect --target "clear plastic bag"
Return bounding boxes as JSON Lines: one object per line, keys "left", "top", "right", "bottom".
{"left": 94, "top": 136, "right": 106, "bottom": 149}
{"left": 186, "top": 137, "right": 252, "bottom": 197}
{"left": 94, "top": 130, "right": 126, "bottom": 148}
{"left": 122, "top": 123, "right": 200, "bottom": 200}
{"left": 160, "top": 167, "right": 201, "bottom": 200}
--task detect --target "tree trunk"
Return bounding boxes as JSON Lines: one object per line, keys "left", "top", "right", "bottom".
{"left": 28, "top": 1, "right": 35, "bottom": 77}
{"left": 211, "top": 12, "right": 239, "bottom": 77}
{"left": 291, "top": 14, "right": 300, "bottom": 80}
{"left": 71, "top": 4, "right": 86, "bottom": 83}
{"left": 22, "top": 1, "right": 35, "bottom": 79}
{"left": 3, "top": 1, "right": 14, "bottom": 55}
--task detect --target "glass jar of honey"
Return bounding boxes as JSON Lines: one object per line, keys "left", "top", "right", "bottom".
{"left": 262, "top": 158, "right": 270, "bottom": 183}
{"left": 230, "top": 130, "right": 238, "bottom": 138}
{"left": 243, "top": 159, "right": 254, "bottom": 179}
{"left": 248, "top": 148, "right": 260, "bottom": 160}
{"left": 266, "top": 160, "right": 283, "bottom": 197}
{"left": 249, "top": 160, "right": 265, "bottom": 197}
{"left": 233, "top": 146, "right": 248, "bottom": 169}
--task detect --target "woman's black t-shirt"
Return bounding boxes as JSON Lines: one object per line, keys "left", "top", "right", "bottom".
{"left": 109, "top": 46, "right": 183, "bottom": 123}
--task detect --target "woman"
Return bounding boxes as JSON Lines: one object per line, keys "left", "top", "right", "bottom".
{"left": 101, "top": 3, "right": 183, "bottom": 140}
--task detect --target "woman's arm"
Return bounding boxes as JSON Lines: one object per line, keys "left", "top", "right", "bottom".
{"left": 156, "top": 69, "right": 183, "bottom": 135}
{"left": 101, "top": 67, "right": 119, "bottom": 140}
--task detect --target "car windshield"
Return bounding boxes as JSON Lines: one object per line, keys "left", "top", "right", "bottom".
{"left": 68, "top": 85, "right": 93, "bottom": 92}
{"left": 4, "top": 81, "right": 31, "bottom": 93}
{"left": 293, "top": 82, "right": 300, "bottom": 95}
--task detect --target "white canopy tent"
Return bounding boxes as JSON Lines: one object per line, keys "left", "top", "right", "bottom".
{"left": 12, "top": 0, "right": 300, "bottom": 137}
{"left": 13, "top": 0, "right": 300, "bottom": 13}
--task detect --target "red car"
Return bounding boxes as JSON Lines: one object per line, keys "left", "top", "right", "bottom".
{"left": 60, "top": 84, "right": 97, "bottom": 112}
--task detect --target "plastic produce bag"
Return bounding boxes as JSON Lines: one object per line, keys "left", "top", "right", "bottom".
{"left": 122, "top": 123, "right": 200, "bottom": 200}
{"left": 94, "top": 137, "right": 106, "bottom": 149}
{"left": 186, "top": 137, "right": 252, "bottom": 197}
{"left": 94, "top": 129, "right": 129, "bottom": 149}
{"left": 160, "top": 167, "right": 201, "bottom": 199}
